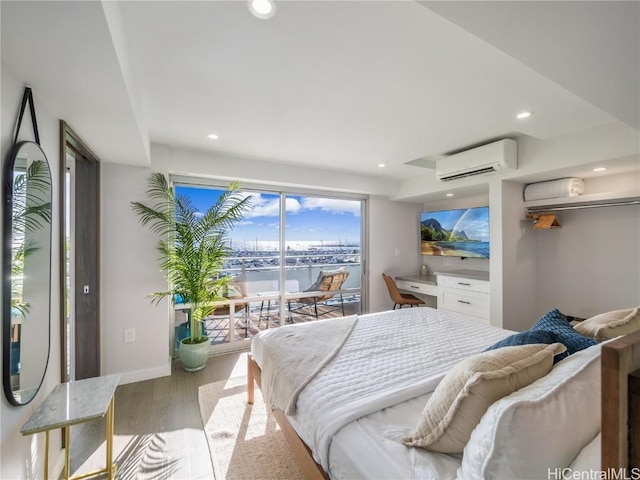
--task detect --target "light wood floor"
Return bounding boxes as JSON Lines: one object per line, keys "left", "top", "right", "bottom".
{"left": 67, "top": 350, "right": 249, "bottom": 480}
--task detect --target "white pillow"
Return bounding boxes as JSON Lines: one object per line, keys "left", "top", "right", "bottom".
{"left": 574, "top": 307, "right": 640, "bottom": 341}
{"left": 569, "top": 432, "right": 600, "bottom": 472}
{"left": 458, "top": 343, "right": 602, "bottom": 480}
{"left": 404, "top": 343, "right": 565, "bottom": 453}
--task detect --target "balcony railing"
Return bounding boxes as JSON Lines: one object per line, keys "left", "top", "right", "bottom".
{"left": 173, "top": 251, "right": 362, "bottom": 351}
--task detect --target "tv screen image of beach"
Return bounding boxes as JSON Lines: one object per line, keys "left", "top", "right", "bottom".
{"left": 420, "top": 206, "right": 490, "bottom": 258}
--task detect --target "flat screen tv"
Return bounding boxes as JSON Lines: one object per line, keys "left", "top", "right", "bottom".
{"left": 420, "top": 206, "right": 490, "bottom": 258}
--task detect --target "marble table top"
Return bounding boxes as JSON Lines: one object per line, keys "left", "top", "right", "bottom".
{"left": 21, "top": 374, "right": 120, "bottom": 435}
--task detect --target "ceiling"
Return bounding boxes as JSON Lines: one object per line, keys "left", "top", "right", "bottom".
{"left": 2, "top": 1, "right": 638, "bottom": 180}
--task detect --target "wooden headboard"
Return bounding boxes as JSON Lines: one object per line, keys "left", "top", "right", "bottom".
{"left": 602, "top": 330, "right": 640, "bottom": 469}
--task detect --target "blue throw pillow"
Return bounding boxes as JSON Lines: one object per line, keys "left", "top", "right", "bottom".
{"left": 530, "top": 308, "right": 597, "bottom": 357}
{"left": 485, "top": 329, "right": 568, "bottom": 363}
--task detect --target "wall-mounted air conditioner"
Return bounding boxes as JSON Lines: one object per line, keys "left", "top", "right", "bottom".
{"left": 436, "top": 139, "right": 517, "bottom": 182}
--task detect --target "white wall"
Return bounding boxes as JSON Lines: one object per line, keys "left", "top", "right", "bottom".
{"left": 536, "top": 204, "right": 640, "bottom": 318}
{"left": 394, "top": 121, "right": 640, "bottom": 201}
{"left": 495, "top": 180, "right": 538, "bottom": 331}
{"left": 97, "top": 145, "right": 422, "bottom": 381}
{"left": 159, "top": 144, "right": 397, "bottom": 197}
{"left": 368, "top": 196, "right": 423, "bottom": 313}
{"left": 1, "top": 63, "right": 63, "bottom": 480}
{"left": 100, "top": 164, "right": 171, "bottom": 383}
{"left": 405, "top": 126, "right": 640, "bottom": 331}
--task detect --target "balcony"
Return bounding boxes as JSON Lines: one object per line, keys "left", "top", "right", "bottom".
{"left": 174, "top": 251, "right": 362, "bottom": 349}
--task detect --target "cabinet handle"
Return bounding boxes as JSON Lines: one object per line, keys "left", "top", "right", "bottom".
{"left": 410, "top": 286, "right": 419, "bottom": 289}
{"left": 457, "top": 282, "right": 471, "bottom": 286}
{"left": 457, "top": 300, "right": 471, "bottom": 305}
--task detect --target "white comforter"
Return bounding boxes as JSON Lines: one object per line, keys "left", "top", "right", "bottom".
{"left": 252, "top": 307, "right": 512, "bottom": 471}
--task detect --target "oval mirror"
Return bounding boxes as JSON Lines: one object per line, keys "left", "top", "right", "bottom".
{"left": 2, "top": 141, "right": 52, "bottom": 406}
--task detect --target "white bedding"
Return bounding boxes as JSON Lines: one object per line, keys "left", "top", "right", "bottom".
{"left": 328, "top": 392, "right": 462, "bottom": 480}
{"left": 252, "top": 307, "right": 512, "bottom": 472}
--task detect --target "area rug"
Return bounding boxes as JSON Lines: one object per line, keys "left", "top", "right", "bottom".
{"left": 198, "top": 375, "right": 305, "bottom": 480}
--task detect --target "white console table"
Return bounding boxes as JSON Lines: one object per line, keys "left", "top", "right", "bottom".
{"left": 396, "top": 269, "right": 490, "bottom": 324}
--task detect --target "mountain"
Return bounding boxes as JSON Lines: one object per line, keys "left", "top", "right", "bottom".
{"left": 421, "top": 218, "right": 471, "bottom": 242}
{"left": 421, "top": 218, "right": 447, "bottom": 235}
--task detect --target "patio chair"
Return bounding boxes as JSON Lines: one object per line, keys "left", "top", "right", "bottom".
{"left": 288, "top": 269, "right": 350, "bottom": 320}
{"left": 382, "top": 273, "right": 425, "bottom": 309}
{"left": 205, "top": 275, "right": 251, "bottom": 341}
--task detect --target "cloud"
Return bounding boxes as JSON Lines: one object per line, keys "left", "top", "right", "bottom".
{"left": 240, "top": 192, "right": 302, "bottom": 218}
{"left": 301, "top": 197, "right": 360, "bottom": 217}
{"left": 239, "top": 192, "right": 361, "bottom": 218}
{"left": 241, "top": 193, "right": 279, "bottom": 218}
{"left": 285, "top": 197, "right": 302, "bottom": 214}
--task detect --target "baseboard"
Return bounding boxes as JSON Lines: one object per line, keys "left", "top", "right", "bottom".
{"left": 117, "top": 362, "right": 172, "bottom": 385}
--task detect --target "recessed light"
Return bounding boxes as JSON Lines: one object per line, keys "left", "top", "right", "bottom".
{"left": 249, "top": 0, "right": 276, "bottom": 19}
{"left": 593, "top": 167, "right": 607, "bottom": 172}
{"left": 377, "top": 163, "right": 386, "bottom": 168}
{"left": 516, "top": 111, "right": 532, "bottom": 119}
{"left": 207, "top": 134, "right": 219, "bottom": 140}
{"left": 446, "top": 193, "right": 454, "bottom": 197}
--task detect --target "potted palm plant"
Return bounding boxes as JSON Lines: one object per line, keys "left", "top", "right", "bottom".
{"left": 131, "top": 173, "right": 251, "bottom": 371}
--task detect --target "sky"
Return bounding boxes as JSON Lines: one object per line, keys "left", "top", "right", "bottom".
{"left": 420, "top": 206, "right": 490, "bottom": 241}
{"left": 176, "top": 185, "right": 362, "bottom": 249}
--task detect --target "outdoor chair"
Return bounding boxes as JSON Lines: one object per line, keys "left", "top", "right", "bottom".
{"left": 287, "top": 269, "right": 350, "bottom": 320}
{"left": 205, "top": 275, "right": 251, "bottom": 342}
{"left": 382, "top": 273, "right": 425, "bottom": 309}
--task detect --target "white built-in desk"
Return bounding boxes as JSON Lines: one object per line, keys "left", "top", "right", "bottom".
{"left": 395, "top": 275, "right": 439, "bottom": 297}
{"left": 21, "top": 374, "right": 120, "bottom": 480}
{"left": 396, "top": 270, "right": 490, "bottom": 323}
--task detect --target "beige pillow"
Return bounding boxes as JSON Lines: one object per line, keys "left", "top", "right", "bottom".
{"left": 574, "top": 307, "right": 640, "bottom": 341}
{"left": 403, "top": 343, "right": 567, "bottom": 453}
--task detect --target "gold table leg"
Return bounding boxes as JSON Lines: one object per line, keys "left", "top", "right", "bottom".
{"left": 41, "top": 395, "right": 117, "bottom": 480}
{"left": 106, "top": 396, "right": 115, "bottom": 480}
{"left": 44, "top": 430, "right": 49, "bottom": 480}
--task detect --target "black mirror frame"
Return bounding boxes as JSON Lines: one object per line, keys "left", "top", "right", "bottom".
{"left": 2, "top": 141, "right": 52, "bottom": 406}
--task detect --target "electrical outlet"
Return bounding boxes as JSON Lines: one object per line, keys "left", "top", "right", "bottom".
{"left": 443, "top": 257, "right": 452, "bottom": 266}
{"left": 394, "top": 248, "right": 400, "bottom": 257}
{"left": 124, "top": 328, "right": 135, "bottom": 343}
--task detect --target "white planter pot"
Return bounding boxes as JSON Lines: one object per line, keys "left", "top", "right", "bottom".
{"left": 178, "top": 338, "right": 210, "bottom": 372}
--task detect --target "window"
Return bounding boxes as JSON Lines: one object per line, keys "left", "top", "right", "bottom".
{"left": 174, "top": 183, "right": 365, "bottom": 351}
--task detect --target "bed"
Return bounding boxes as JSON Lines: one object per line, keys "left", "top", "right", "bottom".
{"left": 247, "top": 306, "right": 640, "bottom": 479}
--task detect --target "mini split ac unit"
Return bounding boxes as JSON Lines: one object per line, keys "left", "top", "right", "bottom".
{"left": 436, "top": 139, "right": 517, "bottom": 182}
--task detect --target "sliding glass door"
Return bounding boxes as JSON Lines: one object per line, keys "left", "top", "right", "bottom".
{"left": 174, "top": 183, "right": 365, "bottom": 352}
{"left": 284, "top": 194, "right": 362, "bottom": 323}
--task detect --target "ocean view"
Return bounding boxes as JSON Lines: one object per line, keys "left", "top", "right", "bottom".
{"left": 222, "top": 246, "right": 362, "bottom": 291}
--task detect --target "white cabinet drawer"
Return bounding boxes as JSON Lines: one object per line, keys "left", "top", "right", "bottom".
{"left": 440, "top": 288, "right": 489, "bottom": 320}
{"left": 438, "top": 275, "right": 490, "bottom": 294}
{"left": 396, "top": 279, "right": 439, "bottom": 297}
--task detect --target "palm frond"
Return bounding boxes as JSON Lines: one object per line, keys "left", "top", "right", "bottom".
{"left": 132, "top": 173, "right": 253, "bottom": 341}
{"left": 12, "top": 159, "right": 52, "bottom": 235}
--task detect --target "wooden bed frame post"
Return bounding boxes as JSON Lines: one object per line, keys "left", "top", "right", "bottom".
{"left": 602, "top": 330, "right": 640, "bottom": 470}
{"left": 628, "top": 371, "right": 640, "bottom": 467}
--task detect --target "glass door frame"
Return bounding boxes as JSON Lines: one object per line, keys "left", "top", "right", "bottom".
{"left": 170, "top": 176, "right": 369, "bottom": 353}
